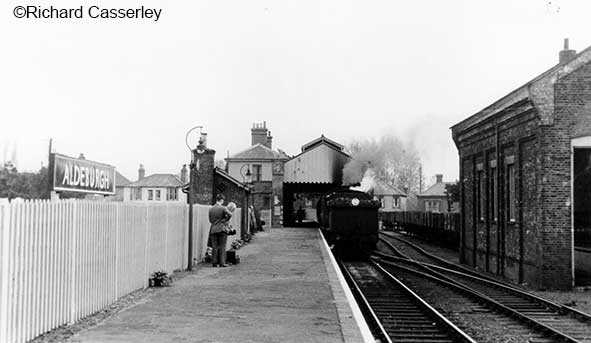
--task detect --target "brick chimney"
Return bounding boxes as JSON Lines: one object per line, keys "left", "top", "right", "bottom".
{"left": 191, "top": 146, "right": 216, "bottom": 205}
{"left": 180, "top": 164, "right": 188, "bottom": 183}
{"left": 559, "top": 38, "right": 577, "bottom": 64}
{"left": 436, "top": 174, "right": 443, "bottom": 184}
{"left": 138, "top": 164, "right": 145, "bottom": 180}
{"left": 251, "top": 122, "right": 269, "bottom": 147}
{"left": 266, "top": 131, "right": 273, "bottom": 149}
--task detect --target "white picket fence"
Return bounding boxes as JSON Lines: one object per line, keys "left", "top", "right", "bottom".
{"left": 0, "top": 199, "right": 241, "bottom": 343}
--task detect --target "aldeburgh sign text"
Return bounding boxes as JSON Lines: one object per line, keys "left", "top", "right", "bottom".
{"left": 50, "top": 153, "right": 116, "bottom": 195}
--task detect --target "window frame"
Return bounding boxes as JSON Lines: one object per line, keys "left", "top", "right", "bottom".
{"left": 507, "top": 163, "right": 516, "bottom": 223}
{"left": 252, "top": 164, "right": 262, "bottom": 181}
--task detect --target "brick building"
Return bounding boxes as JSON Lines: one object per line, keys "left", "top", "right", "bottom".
{"left": 451, "top": 40, "right": 591, "bottom": 289}
{"left": 225, "top": 122, "right": 289, "bottom": 228}
{"left": 189, "top": 138, "right": 250, "bottom": 233}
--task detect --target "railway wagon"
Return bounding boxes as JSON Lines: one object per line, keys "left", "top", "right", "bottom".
{"left": 380, "top": 211, "right": 460, "bottom": 250}
{"left": 317, "top": 188, "right": 381, "bottom": 259}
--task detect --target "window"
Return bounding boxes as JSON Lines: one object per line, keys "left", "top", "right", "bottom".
{"left": 489, "top": 167, "right": 497, "bottom": 221}
{"left": 155, "top": 190, "right": 161, "bottom": 201}
{"left": 166, "top": 188, "right": 178, "bottom": 201}
{"left": 380, "top": 197, "right": 385, "bottom": 208}
{"left": 426, "top": 200, "right": 440, "bottom": 213}
{"left": 134, "top": 188, "right": 141, "bottom": 200}
{"left": 476, "top": 170, "right": 484, "bottom": 221}
{"left": 263, "top": 196, "right": 271, "bottom": 208}
{"left": 148, "top": 189, "right": 153, "bottom": 201}
{"left": 252, "top": 164, "right": 262, "bottom": 181}
{"left": 507, "top": 164, "right": 516, "bottom": 222}
{"left": 392, "top": 197, "right": 400, "bottom": 208}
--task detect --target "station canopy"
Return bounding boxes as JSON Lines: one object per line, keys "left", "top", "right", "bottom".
{"left": 283, "top": 135, "right": 351, "bottom": 184}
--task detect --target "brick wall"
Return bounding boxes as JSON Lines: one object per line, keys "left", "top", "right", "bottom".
{"left": 453, "top": 60, "right": 591, "bottom": 289}
{"left": 539, "top": 61, "right": 591, "bottom": 289}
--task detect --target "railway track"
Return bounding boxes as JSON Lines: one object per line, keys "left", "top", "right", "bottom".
{"left": 340, "top": 260, "right": 476, "bottom": 343}
{"left": 375, "top": 258, "right": 577, "bottom": 342}
{"left": 378, "top": 232, "right": 591, "bottom": 342}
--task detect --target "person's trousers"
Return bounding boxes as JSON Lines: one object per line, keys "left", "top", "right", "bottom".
{"left": 211, "top": 232, "right": 228, "bottom": 266}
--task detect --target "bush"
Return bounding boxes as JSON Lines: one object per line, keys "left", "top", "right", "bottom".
{"left": 149, "top": 270, "right": 171, "bottom": 287}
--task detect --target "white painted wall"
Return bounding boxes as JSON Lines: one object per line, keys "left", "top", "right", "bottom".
{"left": 227, "top": 162, "right": 273, "bottom": 182}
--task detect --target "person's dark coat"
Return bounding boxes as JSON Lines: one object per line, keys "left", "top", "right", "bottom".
{"left": 209, "top": 204, "right": 228, "bottom": 234}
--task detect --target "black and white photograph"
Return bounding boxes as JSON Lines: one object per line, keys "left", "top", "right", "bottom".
{"left": 1, "top": 0, "right": 591, "bottom": 342}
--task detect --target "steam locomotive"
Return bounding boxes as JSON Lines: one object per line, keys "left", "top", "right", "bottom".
{"left": 316, "top": 187, "right": 381, "bottom": 260}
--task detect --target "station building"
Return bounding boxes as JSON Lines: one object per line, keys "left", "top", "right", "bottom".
{"left": 451, "top": 40, "right": 591, "bottom": 289}
{"left": 283, "top": 135, "right": 351, "bottom": 226}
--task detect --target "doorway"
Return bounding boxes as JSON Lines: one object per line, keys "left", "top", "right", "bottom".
{"left": 574, "top": 146, "right": 591, "bottom": 286}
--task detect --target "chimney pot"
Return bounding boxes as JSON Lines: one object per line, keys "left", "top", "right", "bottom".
{"left": 251, "top": 121, "right": 270, "bottom": 147}
{"left": 138, "top": 164, "right": 146, "bottom": 180}
{"left": 180, "top": 164, "right": 188, "bottom": 183}
{"left": 559, "top": 38, "right": 577, "bottom": 64}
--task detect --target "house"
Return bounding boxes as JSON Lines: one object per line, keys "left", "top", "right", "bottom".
{"left": 373, "top": 180, "right": 407, "bottom": 212}
{"left": 110, "top": 171, "right": 131, "bottom": 201}
{"left": 416, "top": 174, "right": 456, "bottom": 213}
{"left": 451, "top": 39, "right": 591, "bottom": 289}
{"left": 123, "top": 165, "right": 186, "bottom": 202}
{"left": 225, "top": 122, "right": 289, "bottom": 227}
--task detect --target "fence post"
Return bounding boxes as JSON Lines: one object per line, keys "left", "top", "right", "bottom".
{"left": 114, "top": 203, "right": 119, "bottom": 302}
{"left": 144, "top": 205, "right": 149, "bottom": 288}
{"left": 164, "top": 203, "right": 169, "bottom": 272}
{"left": 0, "top": 201, "right": 11, "bottom": 342}
{"left": 69, "top": 200, "right": 78, "bottom": 324}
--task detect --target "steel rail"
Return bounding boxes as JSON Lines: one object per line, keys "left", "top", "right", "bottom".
{"left": 339, "top": 260, "right": 393, "bottom": 343}
{"left": 375, "top": 258, "right": 582, "bottom": 343}
{"left": 379, "top": 232, "right": 591, "bottom": 323}
{"left": 371, "top": 261, "right": 477, "bottom": 343}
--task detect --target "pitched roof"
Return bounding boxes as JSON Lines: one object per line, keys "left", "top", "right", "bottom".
{"left": 373, "top": 180, "right": 407, "bottom": 197}
{"left": 215, "top": 168, "right": 249, "bottom": 190}
{"left": 301, "top": 135, "right": 344, "bottom": 152}
{"left": 452, "top": 44, "right": 591, "bottom": 134}
{"left": 418, "top": 182, "right": 453, "bottom": 197}
{"left": 226, "top": 143, "right": 289, "bottom": 161}
{"left": 115, "top": 171, "right": 131, "bottom": 187}
{"left": 126, "top": 174, "right": 183, "bottom": 188}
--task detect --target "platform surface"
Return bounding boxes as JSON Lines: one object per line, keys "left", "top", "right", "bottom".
{"left": 67, "top": 228, "right": 367, "bottom": 343}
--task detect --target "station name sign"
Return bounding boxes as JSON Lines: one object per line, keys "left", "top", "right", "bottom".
{"left": 50, "top": 153, "right": 116, "bottom": 195}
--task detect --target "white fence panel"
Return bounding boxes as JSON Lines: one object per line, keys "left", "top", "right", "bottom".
{"left": 0, "top": 199, "right": 241, "bottom": 343}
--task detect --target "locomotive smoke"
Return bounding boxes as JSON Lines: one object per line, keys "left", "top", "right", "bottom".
{"left": 350, "top": 168, "right": 376, "bottom": 193}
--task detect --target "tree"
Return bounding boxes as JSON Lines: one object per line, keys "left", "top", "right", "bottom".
{"left": 0, "top": 165, "right": 49, "bottom": 200}
{"left": 343, "top": 134, "right": 426, "bottom": 194}
{"left": 444, "top": 181, "right": 460, "bottom": 212}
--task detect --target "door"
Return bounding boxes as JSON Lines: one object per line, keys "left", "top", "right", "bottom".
{"left": 574, "top": 148, "right": 591, "bottom": 285}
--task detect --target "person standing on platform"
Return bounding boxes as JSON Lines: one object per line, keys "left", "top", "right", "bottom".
{"left": 209, "top": 196, "right": 237, "bottom": 267}
{"left": 209, "top": 194, "right": 228, "bottom": 267}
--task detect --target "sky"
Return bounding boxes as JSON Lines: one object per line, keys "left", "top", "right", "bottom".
{"left": 1, "top": 0, "right": 589, "bottom": 185}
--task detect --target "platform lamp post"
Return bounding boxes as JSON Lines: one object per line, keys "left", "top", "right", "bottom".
{"left": 240, "top": 164, "right": 253, "bottom": 238}
{"left": 185, "top": 125, "right": 205, "bottom": 271}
